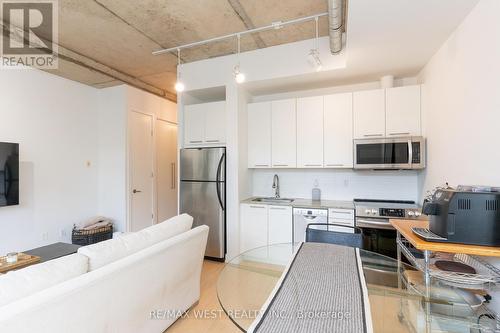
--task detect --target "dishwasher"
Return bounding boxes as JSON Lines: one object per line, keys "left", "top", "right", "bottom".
{"left": 293, "top": 208, "right": 328, "bottom": 243}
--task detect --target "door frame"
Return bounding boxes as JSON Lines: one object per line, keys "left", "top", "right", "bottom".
{"left": 155, "top": 118, "right": 179, "bottom": 222}
{"left": 127, "top": 109, "right": 155, "bottom": 232}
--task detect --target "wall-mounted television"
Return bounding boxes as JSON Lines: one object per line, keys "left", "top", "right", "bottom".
{"left": 0, "top": 142, "right": 19, "bottom": 207}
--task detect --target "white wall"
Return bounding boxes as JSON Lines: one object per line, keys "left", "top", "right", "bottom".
{"left": 97, "top": 85, "right": 178, "bottom": 232}
{"left": 96, "top": 86, "right": 127, "bottom": 232}
{"left": 180, "top": 37, "right": 346, "bottom": 92}
{"left": 418, "top": 0, "right": 500, "bottom": 313}
{"left": 253, "top": 169, "right": 419, "bottom": 202}
{"left": 418, "top": 0, "right": 500, "bottom": 194}
{"left": 0, "top": 69, "right": 177, "bottom": 254}
{"left": 0, "top": 69, "right": 99, "bottom": 254}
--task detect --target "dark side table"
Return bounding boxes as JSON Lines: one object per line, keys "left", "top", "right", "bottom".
{"left": 24, "top": 242, "right": 81, "bottom": 263}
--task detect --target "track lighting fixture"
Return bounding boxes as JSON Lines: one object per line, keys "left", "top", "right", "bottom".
{"left": 175, "top": 49, "right": 185, "bottom": 92}
{"left": 233, "top": 34, "right": 246, "bottom": 84}
{"left": 308, "top": 17, "right": 323, "bottom": 72}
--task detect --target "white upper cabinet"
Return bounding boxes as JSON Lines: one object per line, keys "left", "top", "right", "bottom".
{"left": 385, "top": 85, "right": 421, "bottom": 137}
{"left": 296, "top": 96, "right": 324, "bottom": 168}
{"left": 248, "top": 102, "right": 272, "bottom": 168}
{"left": 271, "top": 99, "right": 297, "bottom": 168}
{"left": 204, "top": 101, "right": 226, "bottom": 144}
{"left": 184, "top": 101, "right": 226, "bottom": 146}
{"left": 353, "top": 89, "right": 386, "bottom": 139}
{"left": 324, "top": 93, "right": 353, "bottom": 168}
{"left": 184, "top": 104, "right": 205, "bottom": 145}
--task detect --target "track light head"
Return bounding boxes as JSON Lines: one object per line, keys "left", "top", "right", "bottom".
{"left": 175, "top": 81, "right": 185, "bottom": 92}
{"left": 307, "top": 49, "right": 322, "bottom": 72}
{"left": 233, "top": 65, "right": 246, "bottom": 84}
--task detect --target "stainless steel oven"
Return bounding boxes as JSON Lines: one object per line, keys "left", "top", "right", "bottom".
{"left": 354, "top": 199, "right": 422, "bottom": 259}
{"left": 354, "top": 136, "right": 425, "bottom": 170}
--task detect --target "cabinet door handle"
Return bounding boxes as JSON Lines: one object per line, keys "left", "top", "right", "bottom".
{"left": 206, "top": 139, "right": 220, "bottom": 143}
{"left": 326, "top": 164, "right": 345, "bottom": 167}
{"left": 189, "top": 140, "right": 202, "bottom": 143}
{"left": 304, "top": 164, "right": 322, "bottom": 167}
{"left": 249, "top": 205, "right": 266, "bottom": 209}
{"left": 254, "top": 164, "right": 270, "bottom": 167}
{"left": 389, "top": 132, "right": 410, "bottom": 136}
{"left": 270, "top": 207, "right": 288, "bottom": 210}
{"left": 273, "top": 164, "right": 289, "bottom": 167}
{"left": 363, "top": 134, "right": 384, "bottom": 138}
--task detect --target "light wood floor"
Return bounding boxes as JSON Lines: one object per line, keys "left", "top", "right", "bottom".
{"left": 165, "top": 260, "right": 241, "bottom": 333}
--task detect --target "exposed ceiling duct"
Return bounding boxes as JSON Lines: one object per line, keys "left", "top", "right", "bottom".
{"left": 328, "top": 0, "right": 346, "bottom": 54}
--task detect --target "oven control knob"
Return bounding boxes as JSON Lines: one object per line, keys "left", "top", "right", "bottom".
{"left": 408, "top": 211, "right": 415, "bottom": 217}
{"left": 371, "top": 209, "right": 378, "bottom": 215}
{"left": 365, "top": 209, "right": 372, "bottom": 215}
{"left": 415, "top": 211, "right": 422, "bottom": 217}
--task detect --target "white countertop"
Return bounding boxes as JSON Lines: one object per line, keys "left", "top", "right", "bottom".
{"left": 241, "top": 197, "right": 355, "bottom": 210}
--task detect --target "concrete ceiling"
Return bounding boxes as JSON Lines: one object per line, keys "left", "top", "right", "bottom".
{"left": 22, "top": 0, "right": 330, "bottom": 101}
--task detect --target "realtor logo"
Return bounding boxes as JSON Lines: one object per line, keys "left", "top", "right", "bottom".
{"left": 0, "top": 0, "right": 58, "bottom": 69}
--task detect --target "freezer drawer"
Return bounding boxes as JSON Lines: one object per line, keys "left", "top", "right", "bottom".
{"left": 180, "top": 181, "right": 225, "bottom": 259}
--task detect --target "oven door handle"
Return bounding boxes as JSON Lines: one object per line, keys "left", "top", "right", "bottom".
{"left": 356, "top": 218, "right": 395, "bottom": 230}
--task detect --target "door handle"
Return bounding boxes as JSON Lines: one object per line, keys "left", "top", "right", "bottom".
{"left": 408, "top": 139, "right": 413, "bottom": 167}
{"left": 171, "top": 163, "right": 175, "bottom": 190}
{"left": 133, "top": 189, "right": 142, "bottom": 194}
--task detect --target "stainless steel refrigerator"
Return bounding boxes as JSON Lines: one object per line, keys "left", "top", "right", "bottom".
{"left": 180, "top": 147, "right": 226, "bottom": 261}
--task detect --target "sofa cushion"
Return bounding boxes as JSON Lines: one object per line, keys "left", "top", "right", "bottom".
{"left": 138, "top": 213, "right": 193, "bottom": 244}
{"left": 0, "top": 253, "right": 88, "bottom": 307}
{"left": 78, "top": 214, "right": 193, "bottom": 271}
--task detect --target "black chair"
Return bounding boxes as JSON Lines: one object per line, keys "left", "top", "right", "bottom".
{"left": 305, "top": 223, "right": 363, "bottom": 248}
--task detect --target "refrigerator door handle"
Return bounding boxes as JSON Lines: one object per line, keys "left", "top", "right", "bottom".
{"left": 216, "top": 152, "right": 225, "bottom": 210}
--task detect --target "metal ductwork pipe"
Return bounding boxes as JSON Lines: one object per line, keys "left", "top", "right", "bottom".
{"left": 328, "top": 0, "right": 345, "bottom": 54}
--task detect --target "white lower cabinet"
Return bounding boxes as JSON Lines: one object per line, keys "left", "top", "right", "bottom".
{"left": 268, "top": 206, "right": 293, "bottom": 245}
{"left": 240, "top": 204, "right": 268, "bottom": 253}
{"left": 240, "top": 204, "right": 293, "bottom": 253}
{"left": 328, "top": 208, "right": 355, "bottom": 233}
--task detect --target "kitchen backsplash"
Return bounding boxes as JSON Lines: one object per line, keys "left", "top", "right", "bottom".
{"left": 252, "top": 169, "right": 420, "bottom": 202}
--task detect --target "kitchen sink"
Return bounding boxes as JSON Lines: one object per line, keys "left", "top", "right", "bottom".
{"left": 252, "top": 197, "right": 295, "bottom": 204}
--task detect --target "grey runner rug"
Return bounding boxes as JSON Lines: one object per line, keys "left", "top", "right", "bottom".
{"left": 248, "top": 243, "right": 373, "bottom": 333}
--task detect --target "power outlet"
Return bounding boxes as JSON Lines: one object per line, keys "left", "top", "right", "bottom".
{"left": 343, "top": 179, "right": 350, "bottom": 187}
{"left": 42, "top": 232, "right": 49, "bottom": 241}
{"left": 60, "top": 229, "right": 68, "bottom": 239}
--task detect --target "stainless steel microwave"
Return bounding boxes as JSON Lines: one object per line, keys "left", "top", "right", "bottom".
{"left": 354, "top": 136, "right": 426, "bottom": 170}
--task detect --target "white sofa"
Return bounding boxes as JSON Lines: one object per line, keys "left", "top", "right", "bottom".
{"left": 0, "top": 214, "right": 209, "bottom": 333}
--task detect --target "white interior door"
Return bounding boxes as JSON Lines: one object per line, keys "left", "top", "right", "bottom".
{"left": 156, "top": 119, "right": 178, "bottom": 222}
{"left": 130, "top": 111, "right": 154, "bottom": 232}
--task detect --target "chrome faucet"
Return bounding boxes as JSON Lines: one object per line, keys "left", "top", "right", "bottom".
{"left": 272, "top": 174, "right": 280, "bottom": 199}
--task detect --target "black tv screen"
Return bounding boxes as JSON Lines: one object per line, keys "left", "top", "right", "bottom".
{"left": 0, "top": 142, "right": 19, "bottom": 207}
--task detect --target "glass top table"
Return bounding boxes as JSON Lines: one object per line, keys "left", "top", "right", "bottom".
{"left": 217, "top": 243, "right": 497, "bottom": 332}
